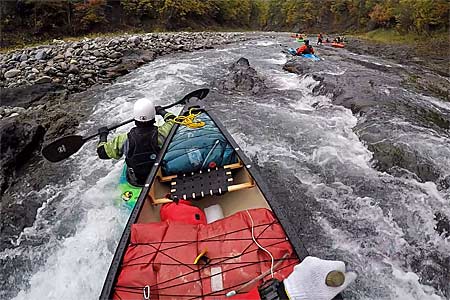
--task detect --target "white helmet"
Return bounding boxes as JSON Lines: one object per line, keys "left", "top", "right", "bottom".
{"left": 133, "top": 98, "right": 156, "bottom": 122}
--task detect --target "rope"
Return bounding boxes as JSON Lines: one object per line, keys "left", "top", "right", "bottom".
{"left": 114, "top": 218, "right": 296, "bottom": 298}
{"left": 173, "top": 108, "right": 205, "bottom": 128}
{"left": 246, "top": 210, "right": 275, "bottom": 278}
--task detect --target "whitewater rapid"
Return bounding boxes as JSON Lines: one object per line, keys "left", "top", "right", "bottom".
{"left": 4, "top": 35, "right": 449, "bottom": 300}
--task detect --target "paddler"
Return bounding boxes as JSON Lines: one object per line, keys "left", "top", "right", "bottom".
{"left": 97, "top": 98, "right": 175, "bottom": 185}
{"left": 296, "top": 39, "right": 315, "bottom": 55}
{"left": 232, "top": 256, "right": 357, "bottom": 300}
{"left": 317, "top": 33, "right": 323, "bottom": 45}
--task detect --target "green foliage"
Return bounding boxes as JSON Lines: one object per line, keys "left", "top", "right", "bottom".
{"left": 121, "top": 0, "right": 155, "bottom": 17}
{"left": 73, "top": 0, "right": 107, "bottom": 32}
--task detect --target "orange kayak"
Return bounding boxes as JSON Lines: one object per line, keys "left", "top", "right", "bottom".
{"left": 331, "top": 42, "right": 345, "bottom": 48}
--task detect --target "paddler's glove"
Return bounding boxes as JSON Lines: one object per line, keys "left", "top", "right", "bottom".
{"left": 283, "top": 256, "right": 357, "bottom": 300}
{"left": 98, "top": 126, "right": 109, "bottom": 143}
{"left": 155, "top": 106, "right": 175, "bottom": 121}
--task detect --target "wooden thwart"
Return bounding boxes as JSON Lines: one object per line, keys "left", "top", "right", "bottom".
{"left": 158, "top": 162, "right": 244, "bottom": 182}
{"left": 151, "top": 161, "right": 255, "bottom": 204}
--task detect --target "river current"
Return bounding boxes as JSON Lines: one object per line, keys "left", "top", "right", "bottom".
{"left": 2, "top": 34, "right": 449, "bottom": 300}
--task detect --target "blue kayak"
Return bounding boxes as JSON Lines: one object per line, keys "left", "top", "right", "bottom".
{"left": 302, "top": 54, "right": 321, "bottom": 61}
{"left": 287, "top": 48, "right": 320, "bottom": 61}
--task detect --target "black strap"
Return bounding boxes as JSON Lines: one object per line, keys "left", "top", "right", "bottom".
{"left": 258, "top": 279, "right": 289, "bottom": 300}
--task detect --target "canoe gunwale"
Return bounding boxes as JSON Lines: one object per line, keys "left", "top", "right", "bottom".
{"left": 99, "top": 100, "right": 310, "bottom": 299}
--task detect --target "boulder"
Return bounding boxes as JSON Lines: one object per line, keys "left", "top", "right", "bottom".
{"left": 0, "top": 117, "right": 46, "bottom": 196}
{"left": 217, "top": 57, "right": 266, "bottom": 94}
{"left": 0, "top": 83, "right": 64, "bottom": 108}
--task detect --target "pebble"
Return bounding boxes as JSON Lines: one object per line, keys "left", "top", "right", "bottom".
{"left": 4, "top": 69, "right": 20, "bottom": 78}
{"left": 35, "top": 49, "right": 47, "bottom": 60}
{"left": 35, "top": 76, "right": 52, "bottom": 84}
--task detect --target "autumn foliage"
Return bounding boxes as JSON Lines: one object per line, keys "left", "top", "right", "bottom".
{"left": 1, "top": 0, "right": 448, "bottom": 47}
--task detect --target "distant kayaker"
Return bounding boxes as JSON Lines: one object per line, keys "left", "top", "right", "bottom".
{"left": 317, "top": 33, "right": 323, "bottom": 45}
{"left": 236, "top": 256, "right": 356, "bottom": 299}
{"left": 296, "top": 39, "right": 315, "bottom": 55}
{"left": 97, "top": 98, "right": 175, "bottom": 185}
{"left": 333, "top": 36, "right": 344, "bottom": 43}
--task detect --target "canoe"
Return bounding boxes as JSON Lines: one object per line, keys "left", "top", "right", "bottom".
{"left": 331, "top": 42, "right": 345, "bottom": 48}
{"left": 100, "top": 99, "right": 309, "bottom": 300}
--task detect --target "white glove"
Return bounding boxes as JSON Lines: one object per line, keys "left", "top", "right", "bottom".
{"left": 283, "top": 256, "right": 357, "bottom": 300}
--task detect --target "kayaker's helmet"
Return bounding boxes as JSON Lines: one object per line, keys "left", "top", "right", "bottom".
{"left": 304, "top": 39, "right": 310, "bottom": 45}
{"left": 133, "top": 98, "right": 156, "bottom": 122}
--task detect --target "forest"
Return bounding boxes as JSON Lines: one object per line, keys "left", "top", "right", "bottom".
{"left": 1, "top": 0, "right": 449, "bottom": 47}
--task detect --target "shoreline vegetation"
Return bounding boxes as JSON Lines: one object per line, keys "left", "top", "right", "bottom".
{"left": 1, "top": 0, "right": 448, "bottom": 49}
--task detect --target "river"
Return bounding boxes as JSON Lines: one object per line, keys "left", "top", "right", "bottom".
{"left": 2, "top": 34, "right": 449, "bottom": 300}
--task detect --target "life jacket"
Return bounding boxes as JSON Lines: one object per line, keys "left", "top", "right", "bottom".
{"left": 297, "top": 45, "right": 314, "bottom": 55}
{"left": 125, "top": 125, "right": 160, "bottom": 185}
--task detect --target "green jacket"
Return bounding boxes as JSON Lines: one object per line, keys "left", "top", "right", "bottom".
{"left": 98, "top": 115, "right": 174, "bottom": 160}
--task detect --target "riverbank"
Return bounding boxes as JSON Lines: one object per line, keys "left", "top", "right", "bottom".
{"left": 344, "top": 30, "right": 449, "bottom": 101}
{"left": 347, "top": 29, "right": 449, "bottom": 77}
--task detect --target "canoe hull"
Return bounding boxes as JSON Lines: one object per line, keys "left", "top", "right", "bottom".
{"left": 100, "top": 100, "right": 310, "bottom": 299}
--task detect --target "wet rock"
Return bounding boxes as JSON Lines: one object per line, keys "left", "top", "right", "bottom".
{"left": 217, "top": 57, "right": 266, "bottom": 94}
{"left": 4, "top": 69, "right": 20, "bottom": 78}
{"left": 283, "top": 60, "right": 313, "bottom": 74}
{"left": 106, "top": 65, "right": 129, "bottom": 78}
{"left": 0, "top": 117, "right": 46, "bottom": 196}
{"left": 434, "top": 212, "right": 450, "bottom": 238}
{"left": 0, "top": 83, "right": 64, "bottom": 108}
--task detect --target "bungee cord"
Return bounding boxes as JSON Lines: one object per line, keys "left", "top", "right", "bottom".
{"left": 114, "top": 219, "right": 297, "bottom": 296}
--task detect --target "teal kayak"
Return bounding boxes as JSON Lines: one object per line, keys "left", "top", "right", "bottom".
{"left": 118, "top": 164, "right": 142, "bottom": 210}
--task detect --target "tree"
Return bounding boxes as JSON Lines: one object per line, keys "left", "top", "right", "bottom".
{"left": 73, "top": 0, "right": 107, "bottom": 33}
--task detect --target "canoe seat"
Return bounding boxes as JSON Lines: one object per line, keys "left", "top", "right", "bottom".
{"left": 155, "top": 162, "right": 254, "bottom": 203}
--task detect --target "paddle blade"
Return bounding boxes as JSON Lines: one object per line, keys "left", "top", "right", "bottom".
{"left": 190, "top": 88, "right": 209, "bottom": 100}
{"left": 163, "top": 88, "right": 210, "bottom": 110}
{"left": 42, "top": 135, "right": 85, "bottom": 162}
